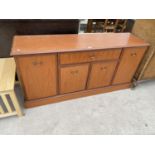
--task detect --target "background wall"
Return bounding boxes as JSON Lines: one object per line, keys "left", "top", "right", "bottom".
{"left": 0, "top": 19, "right": 79, "bottom": 58}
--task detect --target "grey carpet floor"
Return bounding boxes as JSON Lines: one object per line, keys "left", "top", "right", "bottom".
{"left": 0, "top": 80, "right": 155, "bottom": 135}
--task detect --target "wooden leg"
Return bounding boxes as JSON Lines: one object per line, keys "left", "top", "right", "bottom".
{"left": 9, "top": 91, "right": 23, "bottom": 116}
{"left": 0, "top": 105, "right": 4, "bottom": 114}
{"left": 1, "top": 94, "right": 12, "bottom": 113}
{"left": 131, "top": 78, "right": 137, "bottom": 90}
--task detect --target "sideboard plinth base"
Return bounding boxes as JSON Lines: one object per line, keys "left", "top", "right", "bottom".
{"left": 25, "top": 83, "right": 131, "bottom": 108}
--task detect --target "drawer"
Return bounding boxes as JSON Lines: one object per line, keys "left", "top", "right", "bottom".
{"left": 59, "top": 49, "right": 121, "bottom": 65}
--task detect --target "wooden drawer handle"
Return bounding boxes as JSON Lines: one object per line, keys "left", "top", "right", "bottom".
{"left": 70, "top": 70, "right": 79, "bottom": 74}
{"left": 131, "top": 53, "right": 137, "bottom": 56}
{"left": 89, "top": 54, "right": 96, "bottom": 60}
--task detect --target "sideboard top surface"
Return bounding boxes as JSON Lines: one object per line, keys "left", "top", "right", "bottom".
{"left": 11, "top": 33, "right": 149, "bottom": 56}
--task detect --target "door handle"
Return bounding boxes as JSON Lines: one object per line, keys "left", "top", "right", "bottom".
{"left": 89, "top": 54, "right": 96, "bottom": 60}
{"left": 131, "top": 53, "right": 137, "bottom": 57}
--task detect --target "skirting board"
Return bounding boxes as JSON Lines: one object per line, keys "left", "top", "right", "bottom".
{"left": 25, "top": 83, "right": 131, "bottom": 108}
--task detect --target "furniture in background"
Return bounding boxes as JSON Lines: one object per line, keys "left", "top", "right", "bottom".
{"left": 132, "top": 19, "right": 155, "bottom": 81}
{"left": 86, "top": 19, "right": 128, "bottom": 33}
{"left": 0, "top": 19, "right": 79, "bottom": 58}
{"left": 0, "top": 58, "right": 23, "bottom": 118}
{"left": 11, "top": 33, "right": 149, "bottom": 108}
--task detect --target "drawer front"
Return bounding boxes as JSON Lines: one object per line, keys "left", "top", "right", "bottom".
{"left": 60, "top": 64, "right": 89, "bottom": 94}
{"left": 59, "top": 49, "right": 121, "bottom": 65}
{"left": 113, "top": 47, "right": 147, "bottom": 84}
{"left": 16, "top": 54, "right": 57, "bottom": 100}
{"left": 88, "top": 61, "right": 117, "bottom": 89}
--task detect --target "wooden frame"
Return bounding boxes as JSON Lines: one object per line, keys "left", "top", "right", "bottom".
{"left": 132, "top": 20, "right": 155, "bottom": 81}
{"left": 0, "top": 58, "right": 23, "bottom": 118}
{"left": 25, "top": 83, "right": 131, "bottom": 108}
{"left": 11, "top": 33, "right": 149, "bottom": 108}
{"left": 0, "top": 90, "right": 23, "bottom": 118}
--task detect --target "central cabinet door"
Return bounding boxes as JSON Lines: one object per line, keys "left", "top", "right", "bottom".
{"left": 88, "top": 61, "right": 117, "bottom": 89}
{"left": 60, "top": 64, "right": 89, "bottom": 94}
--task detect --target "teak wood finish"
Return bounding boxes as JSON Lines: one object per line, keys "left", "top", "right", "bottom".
{"left": 88, "top": 61, "right": 118, "bottom": 89}
{"left": 60, "top": 64, "right": 89, "bottom": 94}
{"left": 15, "top": 54, "right": 57, "bottom": 100}
{"left": 113, "top": 47, "right": 147, "bottom": 84}
{"left": 11, "top": 33, "right": 149, "bottom": 108}
{"left": 59, "top": 49, "right": 121, "bottom": 64}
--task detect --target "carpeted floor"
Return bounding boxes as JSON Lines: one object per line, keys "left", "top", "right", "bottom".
{"left": 0, "top": 80, "right": 155, "bottom": 135}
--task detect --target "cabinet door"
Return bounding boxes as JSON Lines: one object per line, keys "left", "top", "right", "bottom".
{"left": 88, "top": 61, "right": 117, "bottom": 89}
{"left": 16, "top": 54, "right": 57, "bottom": 100}
{"left": 113, "top": 47, "right": 147, "bottom": 84}
{"left": 60, "top": 64, "right": 89, "bottom": 94}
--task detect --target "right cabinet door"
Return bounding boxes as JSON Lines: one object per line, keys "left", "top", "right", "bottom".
{"left": 88, "top": 61, "right": 117, "bottom": 89}
{"left": 113, "top": 47, "right": 147, "bottom": 84}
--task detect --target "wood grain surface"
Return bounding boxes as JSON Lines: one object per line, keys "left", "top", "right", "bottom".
{"left": 60, "top": 64, "right": 89, "bottom": 94}
{"left": 25, "top": 83, "right": 131, "bottom": 108}
{"left": 0, "top": 58, "right": 16, "bottom": 92}
{"left": 15, "top": 54, "right": 57, "bottom": 100}
{"left": 132, "top": 19, "right": 155, "bottom": 80}
{"left": 11, "top": 33, "right": 149, "bottom": 108}
{"left": 59, "top": 49, "right": 121, "bottom": 65}
{"left": 88, "top": 61, "right": 118, "bottom": 89}
{"left": 11, "top": 33, "right": 149, "bottom": 56}
{"left": 112, "top": 47, "right": 147, "bottom": 84}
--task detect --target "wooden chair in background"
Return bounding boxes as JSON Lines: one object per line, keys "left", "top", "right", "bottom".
{"left": 0, "top": 58, "right": 23, "bottom": 118}
{"left": 86, "top": 19, "right": 128, "bottom": 33}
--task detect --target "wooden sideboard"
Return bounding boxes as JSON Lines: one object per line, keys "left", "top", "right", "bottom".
{"left": 11, "top": 33, "right": 149, "bottom": 108}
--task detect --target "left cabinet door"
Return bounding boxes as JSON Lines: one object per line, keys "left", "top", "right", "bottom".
{"left": 15, "top": 54, "right": 57, "bottom": 100}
